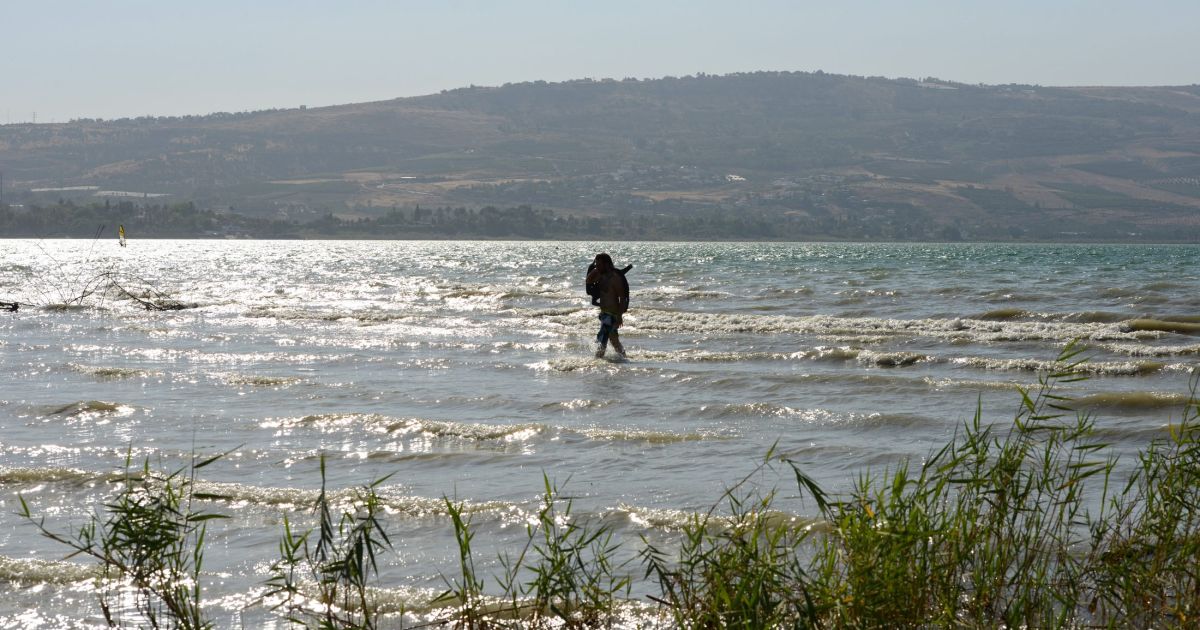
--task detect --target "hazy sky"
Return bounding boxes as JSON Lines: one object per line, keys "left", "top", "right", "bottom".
{"left": 4, "top": 0, "right": 1198, "bottom": 123}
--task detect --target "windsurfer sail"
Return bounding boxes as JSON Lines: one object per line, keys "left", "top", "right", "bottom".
{"left": 118, "top": 225, "right": 127, "bottom": 247}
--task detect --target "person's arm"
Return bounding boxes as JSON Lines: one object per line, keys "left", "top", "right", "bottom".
{"left": 618, "top": 277, "right": 630, "bottom": 313}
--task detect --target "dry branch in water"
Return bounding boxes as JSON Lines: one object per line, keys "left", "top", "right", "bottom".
{"left": 105, "top": 272, "right": 191, "bottom": 311}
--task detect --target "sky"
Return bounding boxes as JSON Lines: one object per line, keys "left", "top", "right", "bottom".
{"left": 3, "top": 0, "right": 1199, "bottom": 123}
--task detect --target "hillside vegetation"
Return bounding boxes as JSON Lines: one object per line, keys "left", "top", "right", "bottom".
{"left": 3, "top": 71, "right": 1200, "bottom": 240}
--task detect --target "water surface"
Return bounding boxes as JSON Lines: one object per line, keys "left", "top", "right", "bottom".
{"left": 1, "top": 240, "right": 1197, "bottom": 626}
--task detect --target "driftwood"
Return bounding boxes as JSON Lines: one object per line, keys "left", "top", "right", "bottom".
{"left": 22, "top": 230, "right": 191, "bottom": 312}
{"left": 27, "top": 269, "right": 191, "bottom": 312}
{"left": 1, "top": 301, "right": 18, "bottom": 312}
{"left": 107, "top": 274, "right": 190, "bottom": 311}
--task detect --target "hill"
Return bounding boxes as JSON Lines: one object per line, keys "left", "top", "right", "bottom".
{"left": 3, "top": 71, "right": 1200, "bottom": 240}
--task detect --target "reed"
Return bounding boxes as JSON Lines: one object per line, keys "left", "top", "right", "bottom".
{"left": 1082, "top": 385, "right": 1200, "bottom": 626}
{"left": 436, "top": 497, "right": 489, "bottom": 628}
{"left": 19, "top": 449, "right": 230, "bottom": 630}
{"left": 435, "top": 475, "right": 630, "bottom": 629}
{"left": 797, "top": 342, "right": 1200, "bottom": 628}
{"left": 802, "top": 342, "right": 1104, "bottom": 627}
{"left": 640, "top": 448, "right": 823, "bottom": 628}
{"left": 265, "top": 455, "right": 395, "bottom": 629}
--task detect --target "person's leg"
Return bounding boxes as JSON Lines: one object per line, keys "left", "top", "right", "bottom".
{"left": 609, "top": 330, "right": 624, "bottom": 356}
{"left": 609, "top": 314, "right": 625, "bottom": 356}
{"left": 595, "top": 314, "right": 612, "bottom": 357}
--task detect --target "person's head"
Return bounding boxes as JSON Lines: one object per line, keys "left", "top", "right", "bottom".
{"left": 594, "top": 252, "right": 614, "bottom": 272}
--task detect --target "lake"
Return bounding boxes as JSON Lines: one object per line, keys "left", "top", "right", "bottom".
{"left": 1, "top": 239, "right": 1198, "bottom": 626}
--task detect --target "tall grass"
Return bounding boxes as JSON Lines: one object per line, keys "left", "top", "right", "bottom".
{"left": 435, "top": 474, "right": 630, "bottom": 628}
{"left": 1084, "top": 392, "right": 1200, "bottom": 625}
{"left": 641, "top": 448, "right": 823, "bottom": 629}
{"left": 798, "top": 342, "right": 1200, "bottom": 628}
{"left": 266, "top": 455, "right": 395, "bottom": 629}
{"left": 19, "top": 449, "right": 230, "bottom": 629}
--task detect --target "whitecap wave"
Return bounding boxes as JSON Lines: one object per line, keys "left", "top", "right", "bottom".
{"left": 948, "top": 356, "right": 1164, "bottom": 376}
{"left": 630, "top": 309, "right": 1159, "bottom": 344}
{"left": 0, "top": 555, "right": 96, "bottom": 584}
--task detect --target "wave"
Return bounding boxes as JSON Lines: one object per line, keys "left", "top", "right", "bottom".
{"left": 761, "top": 372, "right": 923, "bottom": 391}
{"left": 815, "top": 334, "right": 894, "bottom": 344}
{"left": 948, "top": 356, "right": 1165, "bottom": 376}
{"left": 974, "top": 308, "right": 1031, "bottom": 320}
{"left": 215, "top": 372, "right": 303, "bottom": 387}
{"left": 982, "top": 290, "right": 1044, "bottom": 302}
{"left": 1120, "top": 319, "right": 1200, "bottom": 335}
{"left": 264, "top": 413, "right": 547, "bottom": 442}
{"left": 0, "top": 555, "right": 96, "bottom": 584}
{"left": 41, "top": 303, "right": 98, "bottom": 312}
{"left": 242, "top": 305, "right": 416, "bottom": 323}
{"left": 1068, "top": 391, "right": 1194, "bottom": 412}
{"left": 42, "top": 400, "right": 134, "bottom": 419}
{"left": 266, "top": 413, "right": 715, "bottom": 445}
{"left": 630, "top": 349, "right": 802, "bottom": 363}
{"left": 498, "top": 288, "right": 570, "bottom": 301}
{"left": 923, "top": 377, "right": 1031, "bottom": 391}
{"left": 573, "top": 427, "right": 717, "bottom": 443}
{"left": 539, "top": 399, "right": 614, "bottom": 411}
{"left": 492, "top": 338, "right": 571, "bottom": 352}
{"left": 534, "top": 356, "right": 633, "bottom": 372}
{"left": 1099, "top": 287, "right": 1145, "bottom": 299}
{"left": 628, "top": 309, "right": 1157, "bottom": 344}
{"left": 1156, "top": 315, "right": 1200, "bottom": 324}
{"left": 67, "top": 345, "right": 341, "bottom": 365}
{"left": 857, "top": 349, "right": 926, "bottom": 367}
{"left": 509, "top": 307, "right": 584, "bottom": 318}
{"left": 834, "top": 288, "right": 902, "bottom": 300}
{"left": 619, "top": 504, "right": 824, "bottom": 533}
{"left": 695, "top": 404, "right": 889, "bottom": 426}
{"left": 971, "top": 309, "right": 1130, "bottom": 324}
{"left": 0, "top": 466, "right": 129, "bottom": 486}
{"left": 191, "top": 480, "right": 516, "bottom": 517}
{"left": 539, "top": 343, "right": 1168, "bottom": 376}
{"left": 386, "top": 418, "right": 546, "bottom": 441}
{"left": 67, "top": 363, "right": 157, "bottom": 380}
{"left": 1059, "top": 311, "right": 1142, "bottom": 323}
{"left": 1094, "top": 422, "right": 1187, "bottom": 443}
{"left": 759, "top": 287, "right": 813, "bottom": 297}
{"left": 0, "top": 465, "right": 516, "bottom": 519}
{"left": 1101, "top": 341, "right": 1200, "bottom": 357}
{"left": 1145, "top": 281, "right": 1186, "bottom": 291}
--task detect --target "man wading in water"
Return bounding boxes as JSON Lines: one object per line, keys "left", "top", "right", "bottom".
{"left": 585, "top": 253, "right": 629, "bottom": 358}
